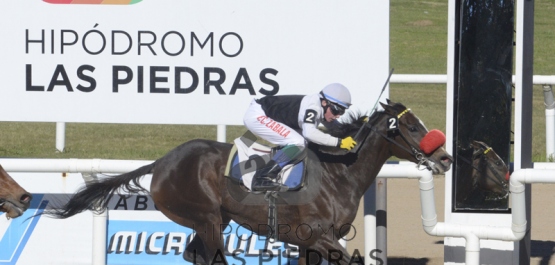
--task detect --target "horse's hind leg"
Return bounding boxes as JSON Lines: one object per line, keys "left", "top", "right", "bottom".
{"left": 198, "top": 223, "right": 229, "bottom": 264}
{"left": 184, "top": 216, "right": 231, "bottom": 265}
{"left": 183, "top": 235, "right": 207, "bottom": 264}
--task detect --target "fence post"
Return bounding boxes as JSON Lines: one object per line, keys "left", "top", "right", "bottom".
{"left": 56, "top": 122, "right": 65, "bottom": 153}
{"left": 376, "top": 178, "right": 387, "bottom": 265}
{"left": 543, "top": 85, "right": 555, "bottom": 161}
{"left": 364, "top": 182, "right": 376, "bottom": 265}
{"left": 217, "top": 125, "right": 227, "bottom": 143}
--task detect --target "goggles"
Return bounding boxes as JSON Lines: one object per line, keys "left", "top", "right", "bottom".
{"left": 329, "top": 102, "right": 346, "bottom": 116}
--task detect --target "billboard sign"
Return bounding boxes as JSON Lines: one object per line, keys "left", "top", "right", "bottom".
{"left": 0, "top": 0, "right": 389, "bottom": 125}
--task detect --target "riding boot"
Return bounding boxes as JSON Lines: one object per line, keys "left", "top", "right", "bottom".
{"left": 252, "top": 145, "right": 305, "bottom": 191}
{"left": 252, "top": 160, "right": 284, "bottom": 191}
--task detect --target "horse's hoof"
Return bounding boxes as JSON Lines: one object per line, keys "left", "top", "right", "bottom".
{"left": 183, "top": 251, "right": 207, "bottom": 265}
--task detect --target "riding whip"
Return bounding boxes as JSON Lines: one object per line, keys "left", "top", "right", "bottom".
{"left": 369, "top": 68, "right": 395, "bottom": 117}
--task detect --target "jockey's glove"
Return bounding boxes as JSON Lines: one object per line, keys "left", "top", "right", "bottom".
{"left": 339, "top": 136, "right": 357, "bottom": 150}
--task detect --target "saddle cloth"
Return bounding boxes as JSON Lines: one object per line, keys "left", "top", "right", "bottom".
{"left": 224, "top": 133, "right": 306, "bottom": 191}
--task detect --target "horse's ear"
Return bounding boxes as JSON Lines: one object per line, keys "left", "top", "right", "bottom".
{"left": 386, "top": 98, "right": 400, "bottom": 106}
{"left": 470, "top": 141, "right": 480, "bottom": 158}
{"left": 474, "top": 140, "right": 489, "bottom": 150}
{"left": 471, "top": 140, "right": 490, "bottom": 159}
{"left": 472, "top": 148, "right": 483, "bottom": 160}
{"left": 380, "top": 101, "right": 394, "bottom": 115}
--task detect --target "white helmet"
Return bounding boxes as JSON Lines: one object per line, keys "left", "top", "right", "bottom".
{"left": 320, "top": 83, "right": 352, "bottom": 108}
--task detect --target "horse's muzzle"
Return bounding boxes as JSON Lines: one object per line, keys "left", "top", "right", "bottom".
{"left": 428, "top": 154, "right": 453, "bottom": 174}
{"left": 1, "top": 193, "right": 32, "bottom": 219}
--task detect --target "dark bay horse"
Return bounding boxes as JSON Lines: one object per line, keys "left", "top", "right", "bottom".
{"left": 45, "top": 100, "right": 453, "bottom": 264}
{"left": 0, "top": 164, "right": 32, "bottom": 219}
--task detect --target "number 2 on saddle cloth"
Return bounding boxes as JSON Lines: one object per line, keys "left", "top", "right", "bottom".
{"left": 224, "top": 131, "right": 306, "bottom": 192}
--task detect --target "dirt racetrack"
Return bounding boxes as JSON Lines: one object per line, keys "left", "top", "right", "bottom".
{"left": 349, "top": 176, "right": 555, "bottom": 265}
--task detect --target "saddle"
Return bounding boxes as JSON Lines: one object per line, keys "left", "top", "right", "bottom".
{"left": 224, "top": 131, "right": 307, "bottom": 192}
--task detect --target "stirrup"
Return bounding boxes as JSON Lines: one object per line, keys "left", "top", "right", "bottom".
{"left": 252, "top": 178, "right": 285, "bottom": 192}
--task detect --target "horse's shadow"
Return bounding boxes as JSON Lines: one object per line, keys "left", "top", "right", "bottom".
{"left": 531, "top": 240, "right": 555, "bottom": 265}
{"left": 386, "top": 240, "right": 555, "bottom": 265}
{"left": 387, "top": 257, "right": 430, "bottom": 265}
{"left": 277, "top": 257, "right": 431, "bottom": 265}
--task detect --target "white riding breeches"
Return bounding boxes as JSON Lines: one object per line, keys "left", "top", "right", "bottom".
{"left": 243, "top": 99, "right": 306, "bottom": 147}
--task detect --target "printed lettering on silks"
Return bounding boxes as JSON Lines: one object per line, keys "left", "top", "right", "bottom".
{"left": 24, "top": 28, "right": 280, "bottom": 96}
{"left": 256, "top": 116, "right": 291, "bottom": 138}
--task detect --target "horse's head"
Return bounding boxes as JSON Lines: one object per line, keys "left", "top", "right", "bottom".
{"left": 379, "top": 100, "right": 453, "bottom": 174}
{"left": 470, "top": 140, "right": 509, "bottom": 200}
{"left": 0, "top": 165, "right": 32, "bottom": 219}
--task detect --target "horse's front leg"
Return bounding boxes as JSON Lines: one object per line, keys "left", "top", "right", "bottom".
{"left": 297, "top": 247, "right": 308, "bottom": 265}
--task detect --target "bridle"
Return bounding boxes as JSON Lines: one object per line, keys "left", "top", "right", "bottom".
{"left": 358, "top": 108, "right": 432, "bottom": 170}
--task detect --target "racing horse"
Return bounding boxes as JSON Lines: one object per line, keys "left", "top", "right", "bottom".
{"left": 0, "top": 164, "right": 32, "bottom": 219}
{"left": 44, "top": 100, "right": 453, "bottom": 264}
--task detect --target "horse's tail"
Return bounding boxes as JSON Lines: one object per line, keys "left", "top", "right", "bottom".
{"left": 44, "top": 162, "right": 155, "bottom": 219}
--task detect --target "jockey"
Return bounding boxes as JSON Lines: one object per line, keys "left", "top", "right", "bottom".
{"left": 243, "top": 83, "right": 357, "bottom": 191}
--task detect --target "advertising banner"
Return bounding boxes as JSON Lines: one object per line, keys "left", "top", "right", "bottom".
{"left": 0, "top": 0, "right": 389, "bottom": 125}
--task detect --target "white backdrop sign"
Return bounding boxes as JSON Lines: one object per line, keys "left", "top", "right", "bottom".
{"left": 0, "top": 0, "right": 389, "bottom": 125}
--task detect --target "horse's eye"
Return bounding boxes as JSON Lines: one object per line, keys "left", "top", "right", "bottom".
{"left": 409, "top": 126, "right": 418, "bottom": 132}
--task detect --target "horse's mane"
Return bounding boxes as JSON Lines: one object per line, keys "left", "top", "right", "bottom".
{"left": 326, "top": 100, "right": 411, "bottom": 139}
{"left": 311, "top": 101, "right": 408, "bottom": 158}
{"left": 326, "top": 110, "right": 383, "bottom": 138}
{"left": 309, "top": 110, "right": 386, "bottom": 160}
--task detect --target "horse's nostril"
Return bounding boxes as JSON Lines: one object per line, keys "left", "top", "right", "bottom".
{"left": 20, "top": 194, "right": 32, "bottom": 204}
{"left": 441, "top": 156, "right": 452, "bottom": 163}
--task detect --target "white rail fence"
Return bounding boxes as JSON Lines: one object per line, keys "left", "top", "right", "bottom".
{"left": 389, "top": 73, "right": 555, "bottom": 84}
